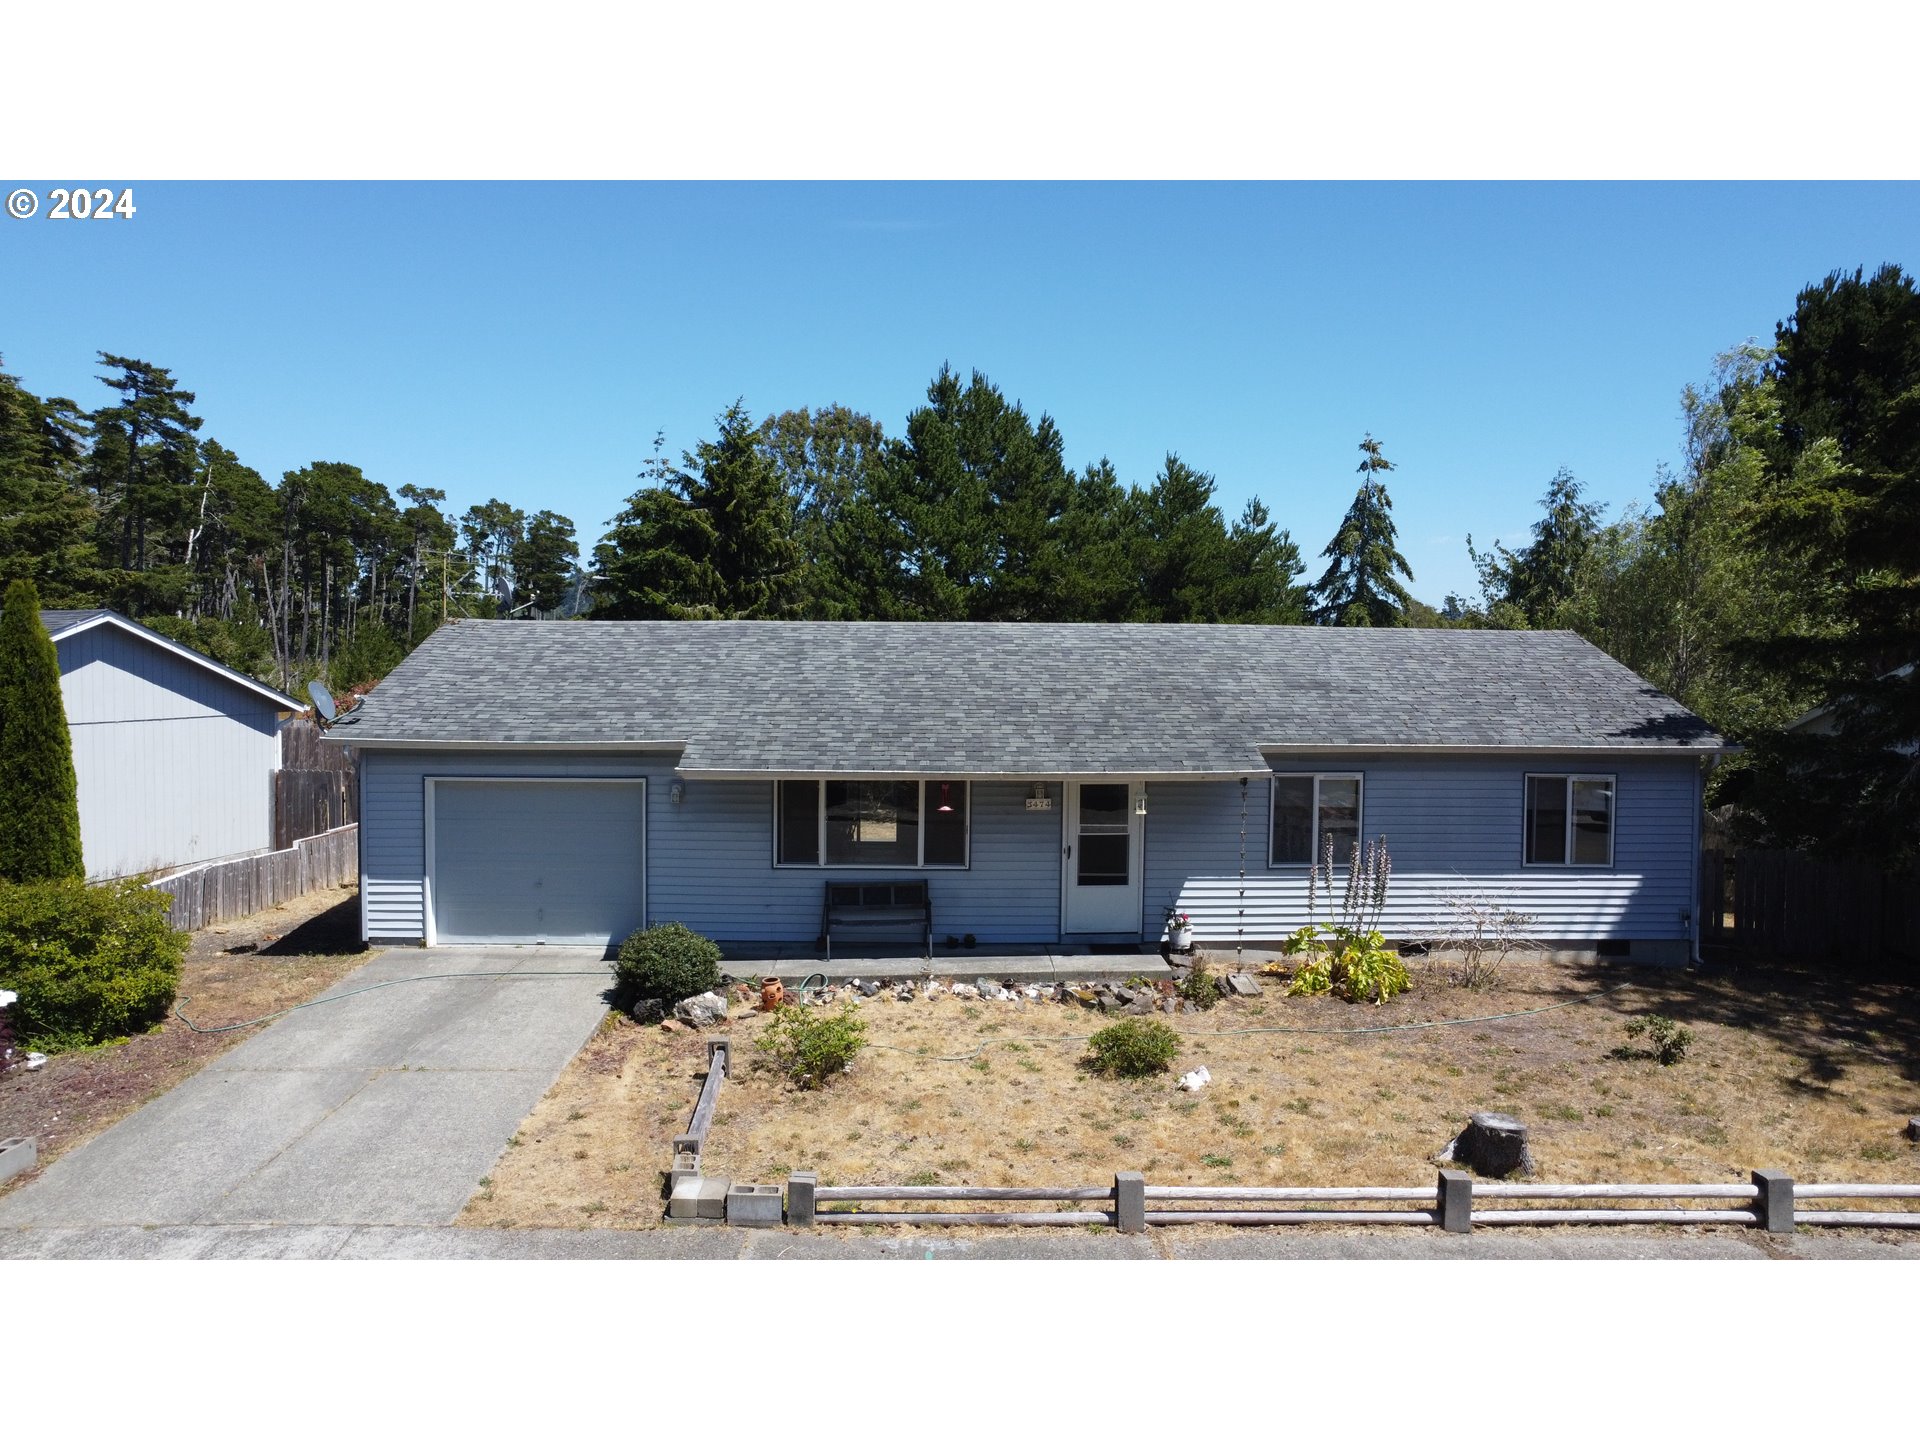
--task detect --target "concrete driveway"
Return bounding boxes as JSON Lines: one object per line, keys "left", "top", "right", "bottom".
{"left": 0, "top": 947, "right": 612, "bottom": 1231}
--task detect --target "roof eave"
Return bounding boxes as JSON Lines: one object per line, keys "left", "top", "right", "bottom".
{"left": 50, "top": 611, "right": 306, "bottom": 711}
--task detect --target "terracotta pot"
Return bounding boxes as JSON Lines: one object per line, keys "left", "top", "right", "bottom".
{"left": 760, "top": 978, "right": 786, "bottom": 1011}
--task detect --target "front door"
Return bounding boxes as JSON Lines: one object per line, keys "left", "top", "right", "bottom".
{"left": 1062, "top": 780, "right": 1144, "bottom": 935}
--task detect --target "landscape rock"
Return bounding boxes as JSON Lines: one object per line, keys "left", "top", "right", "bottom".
{"left": 659, "top": 1018, "right": 686, "bottom": 1033}
{"left": 856, "top": 980, "right": 883, "bottom": 998}
{"left": 950, "top": 982, "right": 979, "bottom": 1000}
{"left": 1907, "top": 1116, "right": 1920, "bottom": 1143}
{"left": 1436, "top": 1111, "right": 1535, "bottom": 1178}
{"left": 1226, "top": 974, "right": 1262, "bottom": 998}
{"left": 632, "top": 997, "right": 665, "bottom": 1023}
{"left": 1177, "top": 1066, "right": 1211, "bottom": 1092}
{"left": 976, "top": 979, "right": 1006, "bottom": 1000}
{"left": 673, "top": 991, "right": 729, "bottom": 1028}
{"left": 1070, "top": 987, "right": 1101, "bottom": 1008}
{"left": 892, "top": 984, "right": 915, "bottom": 1002}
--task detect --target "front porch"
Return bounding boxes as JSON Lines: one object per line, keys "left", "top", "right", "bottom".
{"left": 715, "top": 938, "right": 1285, "bottom": 985}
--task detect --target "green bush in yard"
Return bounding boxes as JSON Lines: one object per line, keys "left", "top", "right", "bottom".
{"left": 1085, "top": 1017, "right": 1181, "bottom": 1079}
{"left": 613, "top": 921, "right": 722, "bottom": 1006}
{"left": 755, "top": 1002, "right": 867, "bottom": 1089}
{"left": 0, "top": 878, "right": 188, "bottom": 1051}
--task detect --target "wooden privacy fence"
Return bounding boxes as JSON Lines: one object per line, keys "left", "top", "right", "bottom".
{"left": 776, "top": 1171, "right": 1920, "bottom": 1232}
{"left": 274, "top": 717, "right": 357, "bottom": 850}
{"left": 1700, "top": 848, "right": 1920, "bottom": 961}
{"left": 146, "top": 823, "right": 358, "bottom": 932}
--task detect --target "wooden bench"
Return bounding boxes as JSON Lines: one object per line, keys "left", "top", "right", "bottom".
{"left": 820, "top": 880, "right": 932, "bottom": 960}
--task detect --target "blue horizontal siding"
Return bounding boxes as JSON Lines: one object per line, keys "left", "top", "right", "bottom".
{"left": 359, "top": 749, "right": 1701, "bottom": 945}
{"left": 358, "top": 754, "right": 1065, "bottom": 943}
{"left": 1145, "top": 755, "right": 1700, "bottom": 943}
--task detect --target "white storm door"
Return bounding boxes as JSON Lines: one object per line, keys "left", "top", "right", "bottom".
{"left": 1061, "top": 780, "right": 1143, "bottom": 934}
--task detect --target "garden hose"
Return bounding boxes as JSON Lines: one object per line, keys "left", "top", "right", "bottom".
{"left": 861, "top": 981, "right": 1638, "bottom": 1063}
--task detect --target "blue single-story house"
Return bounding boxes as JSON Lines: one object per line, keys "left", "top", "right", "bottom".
{"left": 43, "top": 609, "right": 306, "bottom": 880}
{"left": 330, "top": 620, "right": 1723, "bottom": 962}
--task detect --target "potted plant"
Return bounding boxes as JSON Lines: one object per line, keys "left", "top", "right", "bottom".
{"left": 1164, "top": 907, "right": 1194, "bottom": 953}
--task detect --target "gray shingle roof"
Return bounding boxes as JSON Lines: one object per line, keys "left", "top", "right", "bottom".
{"left": 337, "top": 620, "right": 1721, "bottom": 773}
{"left": 38, "top": 609, "right": 112, "bottom": 636}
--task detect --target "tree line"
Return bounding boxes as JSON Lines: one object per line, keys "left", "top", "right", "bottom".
{"left": 2, "top": 262, "right": 1913, "bottom": 861}
{"left": 0, "top": 355, "right": 583, "bottom": 692}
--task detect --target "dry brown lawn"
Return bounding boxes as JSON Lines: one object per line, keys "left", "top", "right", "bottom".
{"left": 464, "top": 951, "right": 1920, "bottom": 1231}
{"left": 0, "top": 885, "right": 368, "bottom": 1194}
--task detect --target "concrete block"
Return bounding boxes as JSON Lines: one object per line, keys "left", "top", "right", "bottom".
{"left": 671, "top": 1150, "right": 700, "bottom": 1178}
{"left": 0, "top": 1136, "right": 38, "bottom": 1185}
{"left": 1906, "top": 1117, "right": 1920, "bottom": 1143}
{"left": 1114, "top": 1171, "right": 1145, "bottom": 1234}
{"left": 667, "top": 1171, "right": 703, "bottom": 1219}
{"left": 706, "top": 1038, "right": 732, "bottom": 1078}
{"left": 695, "top": 1175, "right": 729, "bottom": 1220}
{"left": 672, "top": 1133, "right": 702, "bottom": 1157}
{"left": 1226, "top": 973, "right": 1261, "bottom": 997}
{"left": 727, "top": 1182, "right": 783, "bottom": 1228}
{"left": 788, "top": 1170, "right": 818, "bottom": 1227}
{"left": 1437, "top": 1169, "right": 1473, "bottom": 1234}
{"left": 1752, "top": 1169, "right": 1794, "bottom": 1234}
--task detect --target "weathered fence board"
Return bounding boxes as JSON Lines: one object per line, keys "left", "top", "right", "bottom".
{"left": 274, "top": 718, "right": 357, "bottom": 850}
{"left": 1699, "top": 848, "right": 1920, "bottom": 962}
{"left": 146, "top": 823, "right": 358, "bottom": 931}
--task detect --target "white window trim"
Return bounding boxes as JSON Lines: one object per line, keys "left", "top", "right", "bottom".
{"left": 1522, "top": 772, "right": 1617, "bottom": 869}
{"left": 772, "top": 778, "right": 972, "bottom": 870}
{"left": 1266, "top": 772, "right": 1365, "bottom": 869}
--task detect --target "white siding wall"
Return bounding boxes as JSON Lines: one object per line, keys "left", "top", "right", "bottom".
{"left": 1145, "top": 754, "right": 1702, "bottom": 944}
{"left": 56, "top": 624, "right": 281, "bottom": 879}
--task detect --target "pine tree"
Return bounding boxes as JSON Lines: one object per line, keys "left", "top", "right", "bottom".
{"left": 592, "top": 405, "right": 803, "bottom": 620}
{"left": 1310, "top": 434, "right": 1414, "bottom": 626}
{"left": 0, "top": 578, "right": 85, "bottom": 882}
{"left": 512, "top": 510, "right": 580, "bottom": 616}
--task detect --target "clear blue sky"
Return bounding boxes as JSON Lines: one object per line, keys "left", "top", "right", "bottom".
{"left": 3, "top": 181, "right": 1915, "bottom": 606}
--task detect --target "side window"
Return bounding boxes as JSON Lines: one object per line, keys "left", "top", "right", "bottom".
{"left": 1525, "top": 774, "right": 1614, "bottom": 866}
{"left": 1269, "top": 773, "right": 1364, "bottom": 866}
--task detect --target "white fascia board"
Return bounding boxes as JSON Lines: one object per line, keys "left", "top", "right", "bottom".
{"left": 328, "top": 737, "right": 687, "bottom": 752}
{"left": 1256, "top": 742, "right": 1732, "bottom": 757}
{"left": 52, "top": 611, "right": 306, "bottom": 711}
{"left": 677, "top": 767, "right": 1263, "bottom": 781}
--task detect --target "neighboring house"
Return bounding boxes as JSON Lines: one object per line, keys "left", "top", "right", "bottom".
{"left": 1783, "top": 662, "right": 1917, "bottom": 751}
{"left": 333, "top": 621, "right": 1724, "bottom": 962}
{"left": 41, "top": 609, "right": 306, "bottom": 880}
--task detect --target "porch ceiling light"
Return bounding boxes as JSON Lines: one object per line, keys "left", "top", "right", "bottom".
{"left": 1134, "top": 789, "right": 1149, "bottom": 816}
{"left": 669, "top": 778, "right": 686, "bottom": 805}
{"left": 936, "top": 781, "right": 955, "bottom": 813}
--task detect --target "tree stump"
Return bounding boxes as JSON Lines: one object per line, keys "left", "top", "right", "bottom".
{"left": 1436, "top": 1111, "right": 1535, "bottom": 1178}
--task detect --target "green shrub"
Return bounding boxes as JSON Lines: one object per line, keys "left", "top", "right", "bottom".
{"left": 1178, "top": 955, "right": 1220, "bottom": 1010}
{"left": 1286, "top": 928, "right": 1410, "bottom": 1005}
{"left": 613, "top": 921, "right": 722, "bottom": 1006}
{"left": 0, "top": 878, "right": 188, "bottom": 1051}
{"left": 0, "top": 580, "right": 85, "bottom": 883}
{"left": 1085, "top": 1017, "right": 1181, "bottom": 1078}
{"left": 1622, "top": 1014, "right": 1692, "bottom": 1065}
{"left": 755, "top": 1002, "right": 867, "bottom": 1089}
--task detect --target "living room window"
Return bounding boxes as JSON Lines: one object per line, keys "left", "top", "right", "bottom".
{"left": 1524, "top": 774, "right": 1615, "bottom": 866}
{"left": 775, "top": 779, "right": 970, "bottom": 868}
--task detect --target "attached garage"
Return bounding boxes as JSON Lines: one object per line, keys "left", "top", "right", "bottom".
{"left": 425, "top": 778, "right": 646, "bottom": 945}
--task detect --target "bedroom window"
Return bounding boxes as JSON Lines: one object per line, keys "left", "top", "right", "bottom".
{"left": 775, "top": 779, "right": 970, "bottom": 868}
{"left": 1525, "top": 774, "right": 1614, "bottom": 866}
{"left": 1269, "top": 773, "right": 1363, "bottom": 866}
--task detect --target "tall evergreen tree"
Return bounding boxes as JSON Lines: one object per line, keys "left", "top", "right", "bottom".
{"left": 0, "top": 579, "right": 85, "bottom": 882}
{"left": 756, "top": 405, "right": 893, "bottom": 618}
{"left": 85, "top": 354, "right": 203, "bottom": 601}
{"left": 1309, "top": 434, "right": 1414, "bottom": 626}
{"left": 0, "top": 359, "right": 98, "bottom": 602}
{"left": 1734, "top": 265, "right": 1920, "bottom": 860}
{"left": 593, "top": 405, "right": 804, "bottom": 619}
{"left": 512, "top": 510, "right": 580, "bottom": 615}
{"left": 1468, "top": 468, "right": 1606, "bottom": 629}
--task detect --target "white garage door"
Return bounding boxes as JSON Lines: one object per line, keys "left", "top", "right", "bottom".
{"left": 429, "top": 779, "right": 646, "bottom": 945}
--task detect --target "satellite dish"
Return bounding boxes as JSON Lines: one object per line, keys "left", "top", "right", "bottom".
{"left": 308, "top": 680, "right": 338, "bottom": 725}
